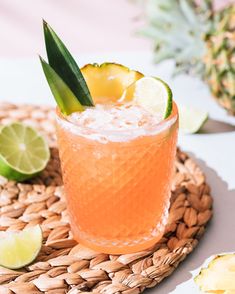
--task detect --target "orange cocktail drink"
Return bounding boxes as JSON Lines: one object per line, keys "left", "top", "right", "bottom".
{"left": 56, "top": 102, "right": 178, "bottom": 254}
{"left": 40, "top": 23, "right": 179, "bottom": 254}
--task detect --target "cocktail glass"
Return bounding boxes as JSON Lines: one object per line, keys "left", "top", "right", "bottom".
{"left": 56, "top": 102, "right": 178, "bottom": 254}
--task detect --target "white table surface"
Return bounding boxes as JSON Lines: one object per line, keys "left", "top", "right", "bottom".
{"left": 0, "top": 51, "right": 234, "bottom": 293}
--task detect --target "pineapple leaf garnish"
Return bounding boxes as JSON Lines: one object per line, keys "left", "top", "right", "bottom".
{"left": 43, "top": 20, "right": 94, "bottom": 107}
{"left": 136, "top": 0, "right": 208, "bottom": 76}
{"left": 40, "top": 56, "right": 84, "bottom": 115}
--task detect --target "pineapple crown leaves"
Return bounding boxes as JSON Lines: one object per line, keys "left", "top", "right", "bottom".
{"left": 40, "top": 20, "right": 94, "bottom": 115}
{"left": 137, "top": 0, "right": 213, "bottom": 76}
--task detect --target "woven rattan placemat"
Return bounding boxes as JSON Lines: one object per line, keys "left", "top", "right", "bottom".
{"left": 0, "top": 103, "right": 213, "bottom": 294}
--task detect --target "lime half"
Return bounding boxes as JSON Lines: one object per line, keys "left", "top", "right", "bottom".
{"left": 120, "top": 76, "right": 173, "bottom": 119}
{"left": 179, "top": 105, "right": 208, "bottom": 134}
{"left": 0, "top": 122, "right": 50, "bottom": 181}
{"left": 0, "top": 225, "right": 42, "bottom": 269}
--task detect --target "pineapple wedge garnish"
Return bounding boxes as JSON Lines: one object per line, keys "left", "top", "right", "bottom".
{"left": 195, "top": 254, "right": 235, "bottom": 293}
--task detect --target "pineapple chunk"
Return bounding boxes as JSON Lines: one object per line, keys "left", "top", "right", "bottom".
{"left": 81, "top": 63, "right": 143, "bottom": 103}
{"left": 206, "top": 291, "right": 235, "bottom": 294}
{"left": 195, "top": 254, "right": 235, "bottom": 292}
{"left": 206, "top": 291, "right": 228, "bottom": 293}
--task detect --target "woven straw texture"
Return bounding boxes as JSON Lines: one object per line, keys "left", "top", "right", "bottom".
{"left": 0, "top": 103, "right": 213, "bottom": 294}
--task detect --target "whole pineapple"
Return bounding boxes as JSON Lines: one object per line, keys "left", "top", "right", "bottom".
{"left": 138, "top": 0, "right": 235, "bottom": 114}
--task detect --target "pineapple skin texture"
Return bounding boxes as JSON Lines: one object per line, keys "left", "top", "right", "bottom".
{"left": 138, "top": 0, "right": 235, "bottom": 115}
{"left": 204, "top": 5, "right": 235, "bottom": 115}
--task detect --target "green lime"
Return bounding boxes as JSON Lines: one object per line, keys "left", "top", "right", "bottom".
{"left": 179, "top": 105, "right": 208, "bottom": 134}
{"left": 0, "top": 122, "right": 50, "bottom": 181}
{"left": 0, "top": 225, "right": 42, "bottom": 269}
{"left": 120, "top": 76, "right": 173, "bottom": 119}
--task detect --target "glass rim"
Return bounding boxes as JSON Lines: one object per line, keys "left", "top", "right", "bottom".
{"left": 56, "top": 102, "right": 178, "bottom": 138}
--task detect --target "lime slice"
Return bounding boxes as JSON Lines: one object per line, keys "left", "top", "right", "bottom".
{"left": 120, "top": 76, "right": 173, "bottom": 119}
{"left": 0, "top": 225, "right": 42, "bottom": 269}
{"left": 0, "top": 122, "right": 50, "bottom": 181}
{"left": 179, "top": 105, "right": 208, "bottom": 134}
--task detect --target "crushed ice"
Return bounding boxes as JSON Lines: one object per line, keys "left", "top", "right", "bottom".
{"left": 68, "top": 103, "right": 162, "bottom": 131}
{"left": 58, "top": 103, "right": 174, "bottom": 143}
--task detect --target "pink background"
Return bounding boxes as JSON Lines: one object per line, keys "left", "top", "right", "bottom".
{"left": 0, "top": 0, "right": 233, "bottom": 58}
{"left": 0, "top": 0, "right": 150, "bottom": 57}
